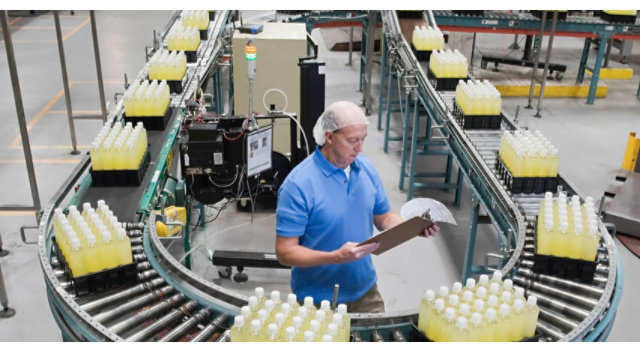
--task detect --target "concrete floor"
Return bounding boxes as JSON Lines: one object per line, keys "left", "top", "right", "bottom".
{"left": 0, "top": 10, "right": 639, "bottom": 342}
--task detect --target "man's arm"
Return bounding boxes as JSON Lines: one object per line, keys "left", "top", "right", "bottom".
{"left": 275, "top": 235, "right": 379, "bottom": 268}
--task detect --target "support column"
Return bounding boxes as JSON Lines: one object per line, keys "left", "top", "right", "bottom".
{"left": 577, "top": 38, "right": 592, "bottom": 84}
{"left": 461, "top": 197, "right": 481, "bottom": 281}
{"left": 587, "top": 33, "right": 611, "bottom": 105}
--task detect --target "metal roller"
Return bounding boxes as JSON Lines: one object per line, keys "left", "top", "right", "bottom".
{"left": 138, "top": 269, "right": 158, "bottom": 281}
{"left": 538, "top": 306, "right": 580, "bottom": 332}
{"left": 191, "top": 313, "right": 229, "bottom": 342}
{"left": 515, "top": 276, "right": 599, "bottom": 309}
{"left": 108, "top": 293, "right": 185, "bottom": 335}
{"left": 133, "top": 253, "right": 147, "bottom": 262}
{"left": 130, "top": 237, "right": 143, "bottom": 246}
{"left": 136, "top": 261, "right": 151, "bottom": 271}
{"left": 351, "top": 330, "right": 362, "bottom": 342}
{"left": 215, "top": 330, "right": 231, "bottom": 342}
{"left": 390, "top": 328, "right": 406, "bottom": 342}
{"left": 535, "top": 319, "right": 565, "bottom": 342}
{"left": 517, "top": 268, "right": 604, "bottom": 297}
{"left": 131, "top": 245, "right": 144, "bottom": 254}
{"left": 124, "top": 300, "right": 198, "bottom": 342}
{"left": 93, "top": 285, "right": 174, "bottom": 324}
{"left": 371, "top": 330, "right": 384, "bottom": 342}
{"left": 80, "top": 277, "right": 165, "bottom": 312}
{"left": 158, "top": 307, "right": 211, "bottom": 342}
{"left": 526, "top": 290, "right": 590, "bottom": 320}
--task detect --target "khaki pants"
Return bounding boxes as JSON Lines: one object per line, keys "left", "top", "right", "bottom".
{"left": 345, "top": 283, "right": 385, "bottom": 313}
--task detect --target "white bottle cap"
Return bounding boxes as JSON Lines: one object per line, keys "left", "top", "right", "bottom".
{"left": 303, "top": 331, "right": 315, "bottom": 342}
{"left": 489, "top": 282, "right": 500, "bottom": 294}
{"left": 280, "top": 303, "right": 291, "bottom": 316}
{"left": 487, "top": 295, "right": 498, "bottom": 307}
{"left": 285, "top": 326, "right": 296, "bottom": 340}
{"left": 501, "top": 291, "right": 512, "bottom": 302}
{"left": 514, "top": 287, "right": 525, "bottom": 298}
{"left": 471, "top": 312, "right": 482, "bottom": 325}
{"left": 452, "top": 282, "right": 463, "bottom": 293}
{"left": 310, "top": 319, "right": 320, "bottom": 332}
{"left": 71, "top": 238, "right": 81, "bottom": 249}
{"left": 456, "top": 317, "right": 468, "bottom": 329}
{"left": 267, "top": 323, "right": 278, "bottom": 336}
{"left": 240, "top": 306, "right": 251, "bottom": 319}
{"left": 337, "top": 303, "right": 347, "bottom": 315}
{"left": 68, "top": 205, "right": 77, "bottom": 214}
{"left": 292, "top": 316, "right": 303, "bottom": 328}
{"left": 448, "top": 294, "right": 459, "bottom": 306}
{"left": 321, "top": 300, "right": 331, "bottom": 311}
{"left": 297, "top": 306, "right": 308, "bottom": 318}
{"left": 332, "top": 314, "right": 343, "bottom": 326}
{"left": 322, "top": 334, "right": 333, "bottom": 342}
{"left": 499, "top": 304, "right": 510, "bottom": 316}
{"left": 445, "top": 308, "right": 455, "bottom": 320}
{"left": 462, "top": 290, "right": 473, "bottom": 303}
{"left": 491, "top": 271, "right": 503, "bottom": 282}
{"left": 315, "top": 310, "right": 326, "bottom": 322}
{"left": 270, "top": 290, "right": 281, "bottom": 303}
{"left": 465, "top": 278, "right": 476, "bottom": 289}
{"left": 248, "top": 296, "right": 258, "bottom": 309}
{"left": 250, "top": 319, "right": 261, "bottom": 332}
{"left": 473, "top": 299, "right": 484, "bottom": 312}
{"left": 424, "top": 289, "right": 435, "bottom": 301}
{"left": 438, "top": 286, "right": 449, "bottom": 297}
{"left": 264, "top": 300, "right": 274, "bottom": 312}
{"left": 513, "top": 299, "right": 525, "bottom": 311}
{"left": 476, "top": 287, "right": 487, "bottom": 299}
{"left": 434, "top": 299, "right": 445, "bottom": 311}
{"left": 274, "top": 312, "right": 285, "bottom": 326}
{"left": 459, "top": 303, "right": 470, "bottom": 316}
{"left": 287, "top": 293, "right": 298, "bottom": 306}
{"left": 86, "top": 234, "right": 97, "bottom": 245}
{"left": 304, "top": 296, "right": 314, "bottom": 308}
{"left": 503, "top": 279, "right": 513, "bottom": 289}
{"left": 257, "top": 309, "right": 267, "bottom": 322}
{"left": 254, "top": 287, "right": 264, "bottom": 299}
{"left": 327, "top": 323, "right": 338, "bottom": 336}
{"left": 233, "top": 315, "right": 244, "bottom": 327}
{"left": 485, "top": 308, "right": 497, "bottom": 321}
{"left": 527, "top": 296, "right": 538, "bottom": 306}
{"left": 82, "top": 203, "right": 92, "bottom": 213}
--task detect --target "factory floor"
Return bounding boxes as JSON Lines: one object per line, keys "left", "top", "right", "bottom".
{"left": 0, "top": 10, "right": 639, "bottom": 342}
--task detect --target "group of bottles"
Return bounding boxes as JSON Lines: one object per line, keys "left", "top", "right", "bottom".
{"left": 498, "top": 130, "right": 559, "bottom": 178}
{"left": 124, "top": 80, "right": 170, "bottom": 117}
{"left": 429, "top": 49, "right": 468, "bottom": 78}
{"left": 181, "top": 10, "right": 209, "bottom": 30}
{"left": 230, "top": 287, "right": 351, "bottom": 342}
{"left": 455, "top": 79, "right": 502, "bottom": 115}
{"left": 53, "top": 201, "right": 133, "bottom": 278}
{"left": 148, "top": 50, "right": 187, "bottom": 81}
{"left": 411, "top": 25, "right": 445, "bottom": 51}
{"left": 90, "top": 121, "right": 148, "bottom": 171}
{"left": 536, "top": 192, "right": 600, "bottom": 261}
{"left": 417, "top": 271, "right": 539, "bottom": 342}
{"left": 167, "top": 22, "right": 201, "bottom": 52}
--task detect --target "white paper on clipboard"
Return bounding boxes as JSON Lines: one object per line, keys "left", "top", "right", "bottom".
{"left": 400, "top": 198, "right": 457, "bottom": 225}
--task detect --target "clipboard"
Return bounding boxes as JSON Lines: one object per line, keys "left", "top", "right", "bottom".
{"left": 358, "top": 214, "right": 434, "bottom": 255}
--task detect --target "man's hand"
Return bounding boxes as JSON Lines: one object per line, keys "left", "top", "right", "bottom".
{"left": 421, "top": 222, "right": 439, "bottom": 238}
{"left": 333, "top": 242, "right": 380, "bottom": 264}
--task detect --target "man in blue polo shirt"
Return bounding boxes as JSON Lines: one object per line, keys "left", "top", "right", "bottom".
{"left": 275, "top": 101, "right": 439, "bottom": 312}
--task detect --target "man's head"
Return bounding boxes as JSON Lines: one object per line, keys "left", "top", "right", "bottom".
{"left": 313, "top": 101, "right": 368, "bottom": 168}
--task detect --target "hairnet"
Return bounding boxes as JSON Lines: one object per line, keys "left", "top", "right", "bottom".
{"left": 313, "top": 101, "right": 369, "bottom": 146}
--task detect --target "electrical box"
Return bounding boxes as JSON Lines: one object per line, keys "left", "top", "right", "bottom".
{"left": 232, "top": 23, "right": 307, "bottom": 157}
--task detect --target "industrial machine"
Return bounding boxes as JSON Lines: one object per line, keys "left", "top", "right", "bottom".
{"left": 36, "top": 10, "right": 624, "bottom": 342}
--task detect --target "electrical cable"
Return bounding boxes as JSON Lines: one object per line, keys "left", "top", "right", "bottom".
{"left": 282, "top": 112, "right": 310, "bottom": 156}
{"left": 205, "top": 165, "right": 240, "bottom": 189}
{"left": 262, "top": 88, "right": 288, "bottom": 113}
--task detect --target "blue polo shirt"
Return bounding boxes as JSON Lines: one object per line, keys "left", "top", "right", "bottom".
{"left": 276, "top": 146, "right": 391, "bottom": 303}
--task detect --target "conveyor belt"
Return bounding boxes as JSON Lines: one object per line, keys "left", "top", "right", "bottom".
{"left": 37, "top": 10, "right": 623, "bottom": 342}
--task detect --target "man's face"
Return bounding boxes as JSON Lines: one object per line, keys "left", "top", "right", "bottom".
{"left": 326, "top": 124, "right": 368, "bottom": 168}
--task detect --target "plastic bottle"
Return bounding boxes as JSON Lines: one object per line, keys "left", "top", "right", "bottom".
{"left": 475, "top": 286, "right": 487, "bottom": 301}
{"left": 291, "top": 316, "right": 304, "bottom": 341}
{"left": 486, "top": 295, "right": 499, "bottom": 313}
{"left": 263, "top": 300, "right": 275, "bottom": 324}
{"left": 510, "top": 298, "right": 526, "bottom": 342}
{"left": 447, "top": 294, "right": 460, "bottom": 309}
{"left": 283, "top": 326, "right": 296, "bottom": 342}
{"left": 488, "top": 282, "right": 500, "bottom": 296}
{"left": 459, "top": 303, "right": 471, "bottom": 319}
{"left": 321, "top": 334, "right": 333, "bottom": 342}
{"left": 273, "top": 312, "right": 285, "bottom": 331}
{"left": 248, "top": 319, "right": 263, "bottom": 342}
{"left": 266, "top": 323, "right": 279, "bottom": 342}
{"left": 115, "top": 228, "right": 133, "bottom": 266}
{"left": 437, "top": 286, "right": 449, "bottom": 300}
{"left": 468, "top": 312, "right": 483, "bottom": 342}
{"left": 308, "top": 320, "right": 321, "bottom": 341}
{"left": 67, "top": 238, "right": 87, "bottom": 277}
{"left": 439, "top": 307, "right": 456, "bottom": 342}
{"left": 451, "top": 317, "right": 469, "bottom": 342}
{"left": 476, "top": 275, "right": 489, "bottom": 293}
{"left": 461, "top": 290, "right": 474, "bottom": 306}
{"left": 314, "top": 310, "right": 326, "bottom": 333}
{"left": 325, "top": 323, "right": 339, "bottom": 341}
{"left": 500, "top": 291, "right": 512, "bottom": 307}
{"left": 523, "top": 296, "right": 539, "bottom": 338}
{"left": 230, "top": 315, "right": 245, "bottom": 342}
{"left": 426, "top": 298, "right": 445, "bottom": 341}
{"left": 472, "top": 299, "right": 484, "bottom": 317}
{"left": 320, "top": 300, "right": 333, "bottom": 322}
{"left": 418, "top": 289, "right": 436, "bottom": 334}
{"left": 302, "top": 330, "right": 315, "bottom": 342}
{"left": 84, "top": 234, "right": 101, "bottom": 274}
{"left": 303, "top": 296, "right": 317, "bottom": 317}
{"left": 495, "top": 304, "right": 511, "bottom": 341}
{"left": 331, "top": 313, "right": 345, "bottom": 342}
{"left": 482, "top": 308, "right": 498, "bottom": 342}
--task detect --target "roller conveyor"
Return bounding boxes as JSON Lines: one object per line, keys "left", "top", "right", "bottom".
{"left": 37, "top": 10, "right": 622, "bottom": 342}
